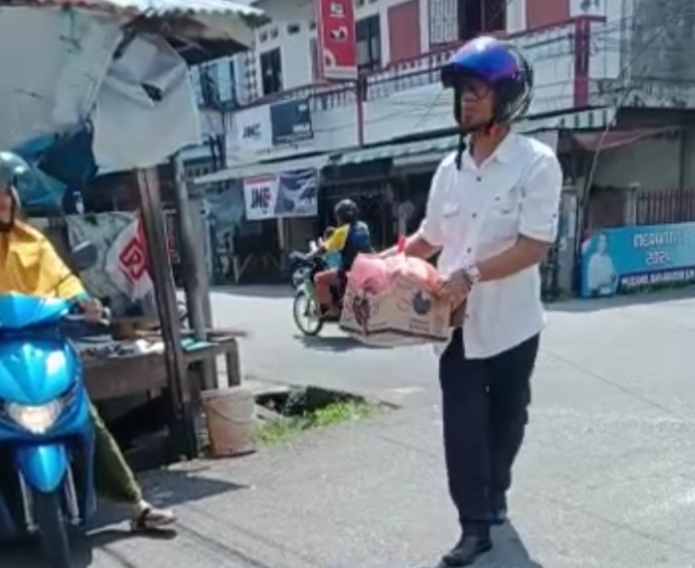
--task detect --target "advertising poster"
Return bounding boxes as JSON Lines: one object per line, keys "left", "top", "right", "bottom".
{"left": 316, "top": 0, "right": 357, "bottom": 80}
{"left": 243, "top": 169, "right": 318, "bottom": 221}
{"left": 270, "top": 99, "right": 313, "bottom": 145}
{"left": 243, "top": 175, "right": 279, "bottom": 221}
{"left": 580, "top": 222, "right": 695, "bottom": 298}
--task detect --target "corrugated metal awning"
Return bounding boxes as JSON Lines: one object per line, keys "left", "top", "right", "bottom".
{"left": 337, "top": 107, "right": 618, "bottom": 167}
{"left": 30, "top": 0, "right": 261, "bottom": 18}
{"left": 22, "top": 0, "right": 264, "bottom": 60}
{"left": 194, "top": 153, "right": 329, "bottom": 184}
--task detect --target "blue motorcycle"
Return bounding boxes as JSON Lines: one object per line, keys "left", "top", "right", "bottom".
{"left": 0, "top": 243, "right": 101, "bottom": 568}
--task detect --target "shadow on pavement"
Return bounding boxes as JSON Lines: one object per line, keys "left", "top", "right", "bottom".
{"left": 215, "top": 284, "right": 293, "bottom": 299}
{"left": 414, "top": 522, "right": 543, "bottom": 568}
{"left": 1, "top": 463, "right": 247, "bottom": 567}
{"left": 295, "top": 334, "right": 377, "bottom": 352}
{"left": 91, "top": 464, "right": 249, "bottom": 529}
{"left": 545, "top": 287, "right": 694, "bottom": 314}
{"left": 483, "top": 522, "right": 543, "bottom": 567}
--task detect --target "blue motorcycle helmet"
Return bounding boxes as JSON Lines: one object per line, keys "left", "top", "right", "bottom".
{"left": 0, "top": 151, "right": 32, "bottom": 231}
{"left": 440, "top": 36, "right": 533, "bottom": 149}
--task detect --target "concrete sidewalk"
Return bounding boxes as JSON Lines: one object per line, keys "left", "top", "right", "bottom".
{"left": 10, "top": 357, "right": 695, "bottom": 568}
{"left": 7, "top": 288, "right": 695, "bottom": 567}
{"left": 135, "top": 346, "right": 695, "bottom": 568}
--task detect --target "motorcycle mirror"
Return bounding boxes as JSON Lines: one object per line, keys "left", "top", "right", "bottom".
{"left": 70, "top": 241, "right": 98, "bottom": 272}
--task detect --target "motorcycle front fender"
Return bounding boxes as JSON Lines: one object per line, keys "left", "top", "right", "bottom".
{"left": 14, "top": 444, "right": 68, "bottom": 493}
{"left": 299, "top": 279, "right": 315, "bottom": 297}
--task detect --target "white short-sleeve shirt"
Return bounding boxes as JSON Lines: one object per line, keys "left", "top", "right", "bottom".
{"left": 419, "top": 132, "right": 563, "bottom": 359}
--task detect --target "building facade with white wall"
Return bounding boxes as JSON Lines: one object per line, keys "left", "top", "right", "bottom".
{"left": 184, "top": 0, "right": 625, "bottom": 171}
{"left": 184, "top": 0, "right": 695, "bottom": 171}
{"left": 183, "top": 0, "right": 695, "bottom": 291}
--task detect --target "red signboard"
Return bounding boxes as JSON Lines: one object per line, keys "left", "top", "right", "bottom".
{"left": 316, "top": 0, "right": 358, "bottom": 80}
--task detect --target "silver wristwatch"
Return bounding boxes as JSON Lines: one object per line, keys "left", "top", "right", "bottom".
{"left": 465, "top": 265, "right": 480, "bottom": 286}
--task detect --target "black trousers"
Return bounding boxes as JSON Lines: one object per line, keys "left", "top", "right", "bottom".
{"left": 439, "top": 328, "right": 540, "bottom": 532}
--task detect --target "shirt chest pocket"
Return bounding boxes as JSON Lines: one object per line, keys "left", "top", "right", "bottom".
{"left": 440, "top": 202, "right": 464, "bottom": 242}
{"left": 481, "top": 192, "right": 521, "bottom": 242}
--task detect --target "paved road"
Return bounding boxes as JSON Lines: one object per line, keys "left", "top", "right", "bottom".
{"left": 5, "top": 287, "right": 695, "bottom": 568}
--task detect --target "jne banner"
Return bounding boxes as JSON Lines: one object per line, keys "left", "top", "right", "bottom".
{"left": 243, "top": 169, "right": 318, "bottom": 221}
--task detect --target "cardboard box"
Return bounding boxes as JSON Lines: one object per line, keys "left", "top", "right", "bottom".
{"left": 339, "top": 276, "right": 451, "bottom": 347}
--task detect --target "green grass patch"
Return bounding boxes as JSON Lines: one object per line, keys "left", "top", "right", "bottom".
{"left": 256, "top": 399, "right": 380, "bottom": 446}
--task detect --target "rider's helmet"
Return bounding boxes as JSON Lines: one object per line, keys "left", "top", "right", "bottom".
{"left": 334, "top": 199, "right": 358, "bottom": 225}
{"left": 440, "top": 36, "right": 533, "bottom": 134}
{"left": 0, "top": 151, "right": 32, "bottom": 229}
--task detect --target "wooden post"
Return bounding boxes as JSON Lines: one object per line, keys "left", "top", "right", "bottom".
{"left": 188, "top": 196, "right": 214, "bottom": 326}
{"left": 136, "top": 167, "right": 198, "bottom": 459}
{"left": 173, "top": 154, "right": 217, "bottom": 390}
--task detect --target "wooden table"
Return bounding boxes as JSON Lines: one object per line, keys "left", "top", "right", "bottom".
{"left": 84, "top": 353, "right": 168, "bottom": 401}
{"left": 184, "top": 333, "right": 241, "bottom": 388}
{"left": 83, "top": 333, "right": 242, "bottom": 402}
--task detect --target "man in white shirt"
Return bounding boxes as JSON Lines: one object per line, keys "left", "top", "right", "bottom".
{"left": 381, "top": 37, "right": 562, "bottom": 566}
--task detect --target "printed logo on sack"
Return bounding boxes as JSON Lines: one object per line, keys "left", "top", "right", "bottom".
{"left": 411, "top": 291, "right": 432, "bottom": 316}
{"left": 119, "top": 236, "right": 147, "bottom": 284}
{"left": 352, "top": 295, "right": 371, "bottom": 331}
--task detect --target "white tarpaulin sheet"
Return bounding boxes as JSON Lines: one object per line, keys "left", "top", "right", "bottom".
{"left": 0, "top": 8, "right": 120, "bottom": 150}
{"left": 0, "top": 7, "right": 203, "bottom": 172}
{"left": 92, "top": 34, "right": 202, "bottom": 171}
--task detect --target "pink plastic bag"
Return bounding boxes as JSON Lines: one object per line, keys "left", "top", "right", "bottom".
{"left": 348, "top": 254, "right": 391, "bottom": 293}
{"left": 348, "top": 237, "right": 439, "bottom": 294}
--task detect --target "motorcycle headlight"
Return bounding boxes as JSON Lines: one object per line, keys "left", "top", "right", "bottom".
{"left": 6, "top": 400, "right": 63, "bottom": 434}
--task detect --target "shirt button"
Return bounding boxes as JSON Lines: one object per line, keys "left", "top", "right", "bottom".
{"left": 466, "top": 247, "right": 472, "bottom": 253}
{"left": 476, "top": 176, "right": 482, "bottom": 182}
{"left": 472, "top": 212, "right": 477, "bottom": 218}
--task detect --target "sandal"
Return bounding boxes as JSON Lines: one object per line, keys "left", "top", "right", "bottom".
{"left": 130, "top": 506, "right": 177, "bottom": 531}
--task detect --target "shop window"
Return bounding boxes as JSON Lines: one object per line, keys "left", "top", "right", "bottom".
{"left": 200, "top": 63, "right": 220, "bottom": 108}
{"left": 458, "top": 0, "right": 506, "bottom": 40}
{"left": 356, "top": 15, "right": 382, "bottom": 72}
{"left": 260, "top": 48, "right": 283, "bottom": 95}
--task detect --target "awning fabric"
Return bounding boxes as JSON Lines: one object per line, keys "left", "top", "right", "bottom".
{"left": 195, "top": 153, "right": 329, "bottom": 184}
{"left": 336, "top": 107, "right": 617, "bottom": 167}
{"left": 571, "top": 127, "right": 679, "bottom": 152}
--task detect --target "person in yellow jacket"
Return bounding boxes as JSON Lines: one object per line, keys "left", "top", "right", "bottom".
{"left": 0, "top": 152, "right": 175, "bottom": 530}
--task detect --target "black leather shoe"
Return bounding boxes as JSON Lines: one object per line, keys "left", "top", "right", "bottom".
{"left": 490, "top": 494, "right": 508, "bottom": 525}
{"left": 439, "top": 532, "right": 492, "bottom": 567}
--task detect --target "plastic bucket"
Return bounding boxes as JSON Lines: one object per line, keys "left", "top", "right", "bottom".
{"left": 201, "top": 387, "right": 256, "bottom": 458}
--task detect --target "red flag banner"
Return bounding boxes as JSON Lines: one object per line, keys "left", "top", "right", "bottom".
{"left": 316, "top": 0, "right": 358, "bottom": 80}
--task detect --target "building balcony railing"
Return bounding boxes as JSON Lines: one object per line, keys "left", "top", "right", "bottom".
{"left": 212, "top": 15, "right": 608, "bottom": 115}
